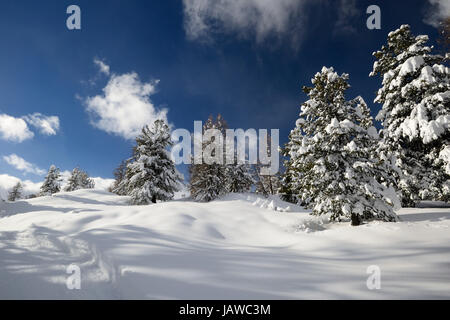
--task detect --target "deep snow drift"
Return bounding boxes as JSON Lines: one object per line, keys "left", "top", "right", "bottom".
{"left": 0, "top": 190, "right": 449, "bottom": 299}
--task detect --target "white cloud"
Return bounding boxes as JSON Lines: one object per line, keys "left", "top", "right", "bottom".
{"left": 182, "top": 0, "right": 360, "bottom": 45}
{"left": 0, "top": 174, "right": 41, "bottom": 200}
{"left": 92, "top": 177, "right": 115, "bottom": 191}
{"left": 3, "top": 154, "right": 46, "bottom": 176}
{"left": 424, "top": 0, "right": 450, "bottom": 27}
{"left": 94, "top": 58, "right": 111, "bottom": 75}
{"left": 60, "top": 170, "right": 72, "bottom": 184}
{"left": 85, "top": 71, "right": 168, "bottom": 140}
{"left": 0, "top": 112, "right": 60, "bottom": 142}
{"left": 23, "top": 113, "right": 60, "bottom": 136}
{"left": 0, "top": 114, "right": 34, "bottom": 142}
{"left": 182, "top": 0, "right": 313, "bottom": 44}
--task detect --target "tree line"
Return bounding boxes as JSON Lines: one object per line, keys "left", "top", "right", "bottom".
{"left": 110, "top": 25, "right": 449, "bottom": 226}
{"left": 6, "top": 166, "right": 95, "bottom": 202}
{"left": 7, "top": 25, "right": 449, "bottom": 227}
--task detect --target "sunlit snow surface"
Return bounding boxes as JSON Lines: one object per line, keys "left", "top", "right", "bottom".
{"left": 0, "top": 190, "right": 449, "bottom": 299}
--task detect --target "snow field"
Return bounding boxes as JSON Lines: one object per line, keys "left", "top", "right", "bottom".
{"left": 0, "top": 190, "right": 449, "bottom": 299}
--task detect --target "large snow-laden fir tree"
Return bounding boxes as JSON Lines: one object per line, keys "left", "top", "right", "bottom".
{"left": 120, "top": 119, "right": 183, "bottom": 205}
{"left": 370, "top": 24, "right": 450, "bottom": 205}
{"left": 40, "top": 165, "right": 62, "bottom": 196}
{"left": 283, "top": 67, "right": 400, "bottom": 224}
{"left": 64, "top": 167, "right": 95, "bottom": 192}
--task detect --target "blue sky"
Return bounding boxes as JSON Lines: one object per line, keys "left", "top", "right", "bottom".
{"left": 0, "top": 0, "right": 447, "bottom": 193}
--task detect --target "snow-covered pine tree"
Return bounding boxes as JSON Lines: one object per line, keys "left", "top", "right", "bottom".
{"left": 189, "top": 115, "right": 228, "bottom": 202}
{"left": 8, "top": 182, "right": 23, "bottom": 202}
{"left": 226, "top": 162, "right": 254, "bottom": 193}
{"left": 190, "top": 162, "right": 226, "bottom": 201}
{"left": 120, "top": 119, "right": 183, "bottom": 205}
{"left": 370, "top": 25, "right": 450, "bottom": 204}
{"left": 255, "top": 169, "right": 280, "bottom": 196}
{"left": 111, "top": 159, "right": 130, "bottom": 195}
{"left": 280, "top": 126, "right": 303, "bottom": 204}
{"left": 278, "top": 169, "right": 297, "bottom": 203}
{"left": 40, "top": 165, "right": 62, "bottom": 196}
{"left": 282, "top": 67, "right": 400, "bottom": 224}
{"left": 64, "top": 167, "right": 95, "bottom": 192}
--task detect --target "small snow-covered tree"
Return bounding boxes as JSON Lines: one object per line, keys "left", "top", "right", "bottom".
{"left": 8, "top": 182, "right": 23, "bottom": 202}
{"left": 190, "top": 162, "right": 227, "bottom": 202}
{"left": 282, "top": 67, "right": 400, "bottom": 224}
{"left": 120, "top": 119, "right": 183, "bottom": 205}
{"left": 189, "top": 115, "right": 228, "bottom": 202}
{"left": 255, "top": 169, "right": 281, "bottom": 196}
{"left": 280, "top": 125, "right": 303, "bottom": 204}
{"left": 226, "top": 162, "right": 254, "bottom": 193}
{"left": 110, "top": 159, "right": 130, "bottom": 195}
{"left": 370, "top": 24, "right": 450, "bottom": 204}
{"left": 255, "top": 135, "right": 281, "bottom": 196}
{"left": 278, "top": 170, "right": 297, "bottom": 203}
{"left": 64, "top": 167, "right": 95, "bottom": 192}
{"left": 40, "top": 165, "right": 62, "bottom": 196}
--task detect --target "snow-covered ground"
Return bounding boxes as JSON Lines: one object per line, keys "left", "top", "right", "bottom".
{"left": 0, "top": 190, "right": 449, "bottom": 299}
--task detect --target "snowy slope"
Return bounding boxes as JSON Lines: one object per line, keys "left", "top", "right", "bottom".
{"left": 0, "top": 190, "right": 449, "bottom": 299}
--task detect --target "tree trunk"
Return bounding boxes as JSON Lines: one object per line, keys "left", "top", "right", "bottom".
{"left": 351, "top": 213, "right": 361, "bottom": 226}
{"left": 151, "top": 195, "right": 157, "bottom": 204}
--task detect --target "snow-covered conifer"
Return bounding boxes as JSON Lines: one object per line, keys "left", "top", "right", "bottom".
{"left": 120, "top": 119, "right": 183, "bottom": 205}
{"left": 111, "top": 159, "right": 130, "bottom": 196}
{"left": 189, "top": 115, "right": 228, "bottom": 202}
{"left": 255, "top": 135, "right": 281, "bottom": 196}
{"left": 64, "top": 167, "right": 95, "bottom": 192}
{"left": 190, "top": 162, "right": 226, "bottom": 202}
{"left": 226, "top": 162, "right": 254, "bottom": 193}
{"left": 280, "top": 125, "right": 303, "bottom": 204}
{"left": 370, "top": 25, "right": 450, "bottom": 204}
{"left": 8, "top": 182, "right": 23, "bottom": 202}
{"left": 40, "top": 165, "right": 62, "bottom": 196}
{"left": 282, "top": 67, "right": 400, "bottom": 224}
{"left": 255, "top": 170, "right": 280, "bottom": 196}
